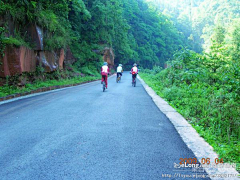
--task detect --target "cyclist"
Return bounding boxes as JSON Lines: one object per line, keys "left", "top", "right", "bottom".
{"left": 117, "top": 64, "right": 123, "bottom": 79}
{"left": 131, "top": 63, "right": 138, "bottom": 83}
{"left": 101, "top": 62, "right": 109, "bottom": 89}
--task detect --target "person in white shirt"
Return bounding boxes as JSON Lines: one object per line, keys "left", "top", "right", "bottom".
{"left": 116, "top": 64, "right": 123, "bottom": 79}
{"left": 101, "top": 62, "right": 109, "bottom": 88}
{"left": 131, "top": 63, "right": 138, "bottom": 83}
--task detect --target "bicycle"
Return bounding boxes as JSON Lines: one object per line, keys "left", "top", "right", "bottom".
{"left": 130, "top": 71, "right": 137, "bottom": 87}
{"left": 103, "top": 81, "right": 106, "bottom": 92}
{"left": 116, "top": 74, "right": 121, "bottom": 83}
{"left": 102, "top": 75, "right": 107, "bottom": 92}
{"left": 132, "top": 76, "right": 136, "bottom": 87}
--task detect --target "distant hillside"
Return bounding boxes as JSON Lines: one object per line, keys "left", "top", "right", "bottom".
{"left": 147, "top": 0, "right": 240, "bottom": 52}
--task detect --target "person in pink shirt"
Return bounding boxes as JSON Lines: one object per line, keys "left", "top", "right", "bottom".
{"left": 101, "top": 62, "right": 109, "bottom": 88}
{"left": 131, "top": 63, "right": 138, "bottom": 82}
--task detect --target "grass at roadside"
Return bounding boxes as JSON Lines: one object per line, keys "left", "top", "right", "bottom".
{"left": 0, "top": 75, "right": 101, "bottom": 97}
{"left": 140, "top": 72, "right": 239, "bottom": 172}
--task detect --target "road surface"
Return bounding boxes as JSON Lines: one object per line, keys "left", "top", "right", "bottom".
{"left": 0, "top": 72, "right": 210, "bottom": 179}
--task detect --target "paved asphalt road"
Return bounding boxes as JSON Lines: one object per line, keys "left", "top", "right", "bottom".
{"left": 0, "top": 72, "right": 210, "bottom": 180}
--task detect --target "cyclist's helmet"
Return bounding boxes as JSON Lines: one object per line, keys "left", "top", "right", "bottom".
{"left": 133, "top": 63, "right": 137, "bottom": 66}
{"left": 103, "top": 62, "right": 108, "bottom": 66}
{"left": 119, "top": 64, "right": 122, "bottom": 66}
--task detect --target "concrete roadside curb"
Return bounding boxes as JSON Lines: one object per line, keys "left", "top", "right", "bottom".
{"left": 138, "top": 75, "right": 239, "bottom": 180}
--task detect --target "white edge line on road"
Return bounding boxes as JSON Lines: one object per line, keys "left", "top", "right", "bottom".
{"left": 138, "top": 75, "right": 239, "bottom": 180}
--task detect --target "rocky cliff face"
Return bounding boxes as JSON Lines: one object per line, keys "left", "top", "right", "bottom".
{"left": 0, "top": 25, "right": 76, "bottom": 77}
{"left": 0, "top": 45, "right": 67, "bottom": 77}
{"left": 0, "top": 46, "right": 36, "bottom": 77}
{"left": 103, "top": 47, "right": 114, "bottom": 69}
{"left": 0, "top": 23, "right": 115, "bottom": 77}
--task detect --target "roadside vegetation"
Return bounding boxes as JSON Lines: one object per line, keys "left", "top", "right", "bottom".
{"left": 140, "top": 0, "right": 240, "bottom": 170}
{"left": 0, "top": 66, "right": 101, "bottom": 97}
{"left": 141, "top": 47, "right": 239, "bottom": 171}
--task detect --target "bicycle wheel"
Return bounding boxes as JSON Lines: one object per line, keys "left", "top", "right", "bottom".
{"left": 103, "top": 82, "right": 106, "bottom": 92}
{"left": 134, "top": 79, "right": 136, "bottom": 87}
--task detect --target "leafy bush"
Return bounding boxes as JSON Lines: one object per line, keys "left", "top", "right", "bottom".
{"left": 2, "top": 37, "right": 22, "bottom": 46}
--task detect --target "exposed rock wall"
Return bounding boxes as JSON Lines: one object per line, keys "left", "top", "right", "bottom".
{"left": 43, "top": 51, "right": 58, "bottom": 71}
{"left": 58, "top": 48, "right": 65, "bottom": 69}
{"left": 30, "top": 25, "right": 44, "bottom": 51}
{"left": 65, "top": 46, "right": 76, "bottom": 65}
{"left": 0, "top": 23, "right": 113, "bottom": 77}
{"left": 0, "top": 46, "right": 36, "bottom": 77}
{"left": 0, "top": 46, "right": 69, "bottom": 77}
{"left": 103, "top": 47, "right": 114, "bottom": 68}
{"left": 20, "top": 46, "right": 37, "bottom": 73}
{"left": 0, "top": 24, "right": 78, "bottom": 77}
